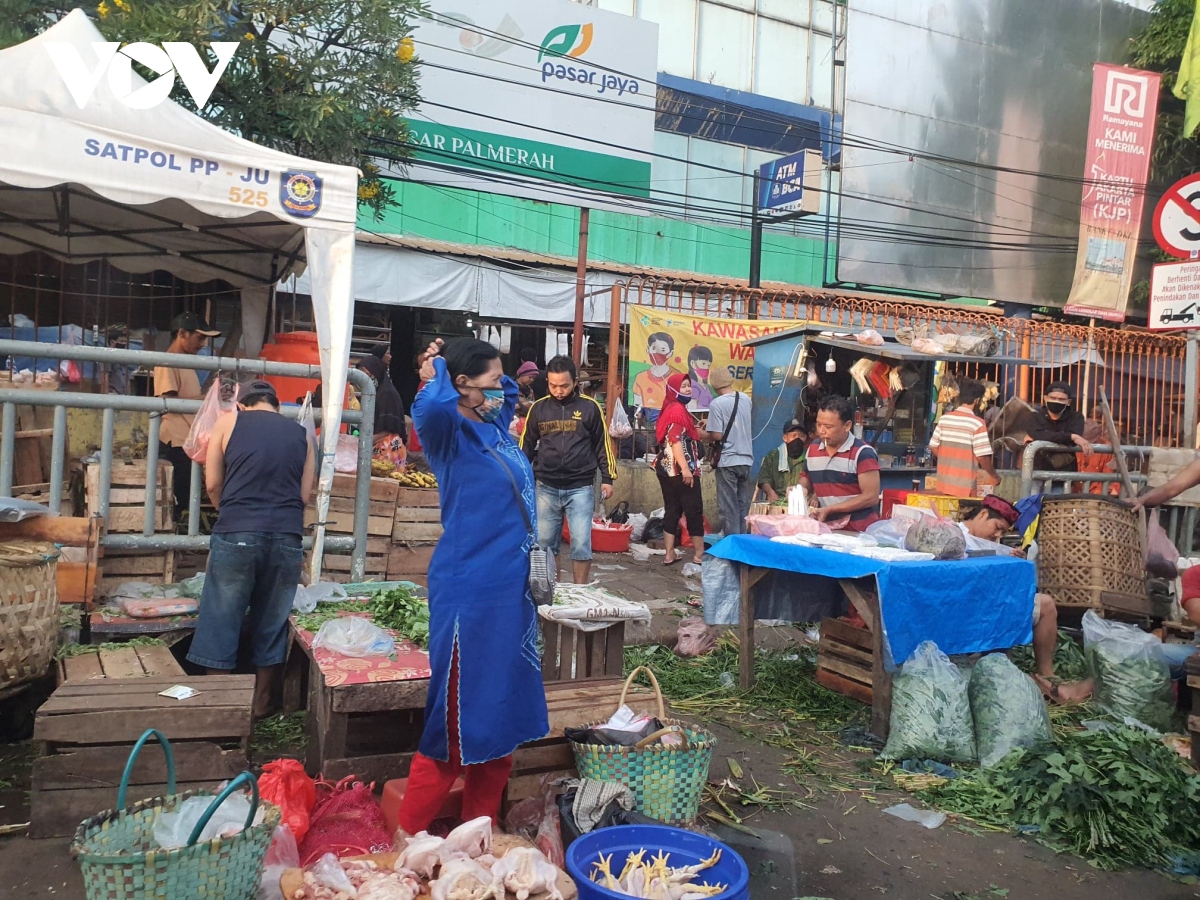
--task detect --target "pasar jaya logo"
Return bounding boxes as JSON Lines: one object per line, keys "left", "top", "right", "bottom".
{"left": 538, "top": 23, "right": 639, "bottom": 97}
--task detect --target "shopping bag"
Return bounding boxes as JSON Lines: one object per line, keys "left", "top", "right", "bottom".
{"left": 1145, "top": 510, "right": 1180, "bottom": 580}
{"left": 298, "top": 391, "right": 318, "bottom": 458}
{"left": 609, "top": 402, "right": 633, "bottom": 439}
{"left": 184, "top": 378, "right": 233, "bottom": 464}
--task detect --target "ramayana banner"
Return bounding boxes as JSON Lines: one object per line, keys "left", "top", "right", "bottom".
{"left": 627, "top": 305, "right": 796, "bottom": 412}
{"left": 1063, "top": 63, "right": 1160, "bottom": 322}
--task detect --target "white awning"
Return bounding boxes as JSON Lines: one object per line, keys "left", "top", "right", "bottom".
{"left": 0, "top": 9, "right": 360, "bottom": 575}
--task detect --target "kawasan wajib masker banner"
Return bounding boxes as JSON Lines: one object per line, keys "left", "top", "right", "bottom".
{"left": 627, "top": 305, "right": 797, "bottom": 412}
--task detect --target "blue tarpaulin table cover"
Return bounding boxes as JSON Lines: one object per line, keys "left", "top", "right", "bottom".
{"left": 708, "top": 534, "right": 1035, "bottom": 665}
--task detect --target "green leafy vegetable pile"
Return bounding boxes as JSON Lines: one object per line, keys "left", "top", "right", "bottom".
{"left": 294, "top": 586, "right": 430, "bottom": 648}
{"left": 1086, "top": 644, "right": 1174, "bottom": 733}
{"left": 926, "top": 726, "right": 1200, "bottom": 869}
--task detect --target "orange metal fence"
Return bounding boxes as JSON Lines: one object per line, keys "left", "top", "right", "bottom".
{"left": 607, "top": 277, "right": 1191, "bottom": 449}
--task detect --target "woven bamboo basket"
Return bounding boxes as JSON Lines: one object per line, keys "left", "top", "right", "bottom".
{"left": 1036, "top": 495, "right": 1145, "bottom": 608}
{"left": 0, "top": 540, "right": 60, "bottom": 692}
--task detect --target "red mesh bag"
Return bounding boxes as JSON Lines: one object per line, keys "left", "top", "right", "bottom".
{"left": 259, "top": 759, "right": 317, "bottom": 843}
{"left": 298, "top": 775, "right": 393, "bottom": 865}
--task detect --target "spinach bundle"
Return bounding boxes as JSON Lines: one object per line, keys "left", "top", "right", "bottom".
{"left": 881, "top": 641, "right": 976, "bottom": 763}
{"left": 969, "top": 653, "right": 1053, "bottom": 767}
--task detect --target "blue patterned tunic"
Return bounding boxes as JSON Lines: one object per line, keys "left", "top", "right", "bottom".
{"left": 410, "top": 358, "right": 549, "bottom": 764}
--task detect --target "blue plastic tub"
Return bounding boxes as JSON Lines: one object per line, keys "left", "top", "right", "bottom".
{"left": 566, "top": 824, "right": 750, "bottom": 900}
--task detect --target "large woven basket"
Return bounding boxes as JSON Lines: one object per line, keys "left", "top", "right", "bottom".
{"left": 569, "top": 667, "right": 714, "bottom": 827}
{"left": 71, "top": 730, "right": 279, "bottom": 900}
{"left": 0, "top": 540, "right": 60, "bottom": 692}
{"left": 1036, "top": 495, "right": 1145, "bottom": 608}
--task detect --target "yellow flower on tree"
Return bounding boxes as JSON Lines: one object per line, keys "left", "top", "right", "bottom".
{"left": 397, "top": 37, "right": 414, "bottom": 62}
{"left": 97, "top": 1, "right": 111, "bottom": 17}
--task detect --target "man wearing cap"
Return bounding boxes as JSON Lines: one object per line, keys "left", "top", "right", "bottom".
{"left": 757, "top": 419, "right": 809, "bottom": 503}
{"left": 154, "top": 311, "right": 220, "bottom": 522}
{"left": 957, "top": 496, "right": 1090, "bottom": 701}
{"left": 187, "top": 379, "right": 314, "bottom": 718}
{"left": 1026, "top": 381, "right": 1091, "bottom": 473}
{"left": 703, "top": 366, "right": 753, "bottom": 536}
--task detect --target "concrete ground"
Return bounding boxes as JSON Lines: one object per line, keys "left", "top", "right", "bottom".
{"left": 2, "top": 551, "right": 1197, "bottom": 899}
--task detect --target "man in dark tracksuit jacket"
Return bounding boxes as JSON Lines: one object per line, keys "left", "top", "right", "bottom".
{"left": 520, "top": 355, "right": 617, "bottom": 584}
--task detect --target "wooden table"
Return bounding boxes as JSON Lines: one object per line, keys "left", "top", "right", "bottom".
{"left": 739, "top": 566, "right": 893, "bottom": 739}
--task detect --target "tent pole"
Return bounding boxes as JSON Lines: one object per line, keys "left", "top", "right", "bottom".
{"left": 606, "top": 284, "right": 622, "bottom": 412}
{"left": 1080, "top": 317, "right": 1095, "bottom": 416}
{"left": 572, "top": 208, "right": 590, "bottom": 365}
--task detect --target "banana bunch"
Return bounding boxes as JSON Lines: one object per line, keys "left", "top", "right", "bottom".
{"left": 389, "top": 469, "right": 437, "bottom": 489}
{"left": 371, "top": 459, "right": 396, "bottom": 477}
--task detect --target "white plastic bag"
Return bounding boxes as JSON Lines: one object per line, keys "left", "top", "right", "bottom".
{"left": 292, "top": 582, "right": 349, "bottom": 614}
{"left": 334, "top": 433, "right": 359, "bottom": 473}
{"left": 184, "top": 378, "right": 234, "bottom": 464}
{"left": 310, "top": 853, "right": 356, "bottom": 898}
{"left": 312, "top": 616, "right": 395, "bottom": 657}
{"left": 153, "top": 790, "right": 256, "bottom": 849}
{"left": 626, "top": 513, "right": 648, "bottom": 543}
{"left": 609, "top": 402, "right": 633, "bottom": 439}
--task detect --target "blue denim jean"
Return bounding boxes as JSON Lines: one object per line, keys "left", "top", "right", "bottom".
{"left": 187, "top": 531, "right": 304, "bottom": 670}
{"left": 536, "top": 483, "right": 595, "bottom": 561}
{"left": 1161, "top": 641, "right": 1199, "bottom": 681}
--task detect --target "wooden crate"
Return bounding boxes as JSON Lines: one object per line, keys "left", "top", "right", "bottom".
{"left": 30, "top": 674, "right": 253, "bottom": 837}
{"left": 815, "top": 617, "right": 873, "bottom": 705}
{"left": 58, "top": 642, "right": 184, "bottom": 683}
{"left": 315, "top": 537, "right": 390, "bottom": 584}
{"left": 392, "top": 507, "right": 443, "bottom": 542}
{"left": 386, "top": 544, "right": 436, "bottom": 586}
{"left": 98, "top": 549, "right": 176, "bottom": 594}
{"left": 85, "top": 460, "right": 173, "bottom": 533}
{"left": 541, "top": 620, "right": 625, "bottom": 684}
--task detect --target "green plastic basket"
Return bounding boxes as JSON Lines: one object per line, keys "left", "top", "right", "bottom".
{"left": 569, "top": 667, "right": 715, "bottom": 826}
{"left": 69, "top": 729, "right": 280, "bottom": 900}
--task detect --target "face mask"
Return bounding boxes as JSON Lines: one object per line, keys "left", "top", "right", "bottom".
{"left": 475, "top": 388, "right": 505, "bottom": 422}
{"left": 693, "top": 366, "right": 710, "bottom": 380}
{"left": 649, "top": 352, "right": 670, "bottom": 367}
{"left": 1045, "top": 400, "right": 1070, "bottom": 416}
{"left": 786, "top": 438, "right": 806, "bottom": 458}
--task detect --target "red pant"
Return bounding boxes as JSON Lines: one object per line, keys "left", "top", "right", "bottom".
{"left": 397, "top": 651, "right": 513, "bottom": 835}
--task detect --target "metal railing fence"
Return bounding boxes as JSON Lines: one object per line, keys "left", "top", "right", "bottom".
{"left": 0, "top": 339, "right": 376, "bottom": 579}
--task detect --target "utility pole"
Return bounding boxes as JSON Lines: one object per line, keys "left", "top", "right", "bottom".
{"left": 572, "top": 207, "right": 590, "bottom": 365}
{"left": 749, "top": 172, "right": 763, "bottom": 290}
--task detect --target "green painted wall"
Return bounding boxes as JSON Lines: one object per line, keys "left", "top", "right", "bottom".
{"left": 359, "top": 182, "right": 831, "bottom": 287}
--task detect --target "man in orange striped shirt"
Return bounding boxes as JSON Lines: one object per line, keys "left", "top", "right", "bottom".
{"left": 928, "top": 379, "right": 1001, "bottom": 499}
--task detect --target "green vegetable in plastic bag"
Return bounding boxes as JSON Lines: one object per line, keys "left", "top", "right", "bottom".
{"left": 968, "top": 653, "right": 1052, "bottom": 767}
{"left": 1082, "top": 610, "right": 1173, "bottom": 733}
{"left": 881, "top": 641, "right": 976, "bottom": 763}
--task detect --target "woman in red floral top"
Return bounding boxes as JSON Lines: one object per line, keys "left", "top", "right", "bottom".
{"left": 655, "top": 373, "right": 705, "bottom": 565}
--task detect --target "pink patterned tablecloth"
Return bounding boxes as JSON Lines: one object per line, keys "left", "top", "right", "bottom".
{"left": 291, "top": 611, "right": 432, "bottom": 687}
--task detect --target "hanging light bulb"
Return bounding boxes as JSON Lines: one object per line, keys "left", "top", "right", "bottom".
{"left": 825, "top": 355, "right": 837, "bottom": 373}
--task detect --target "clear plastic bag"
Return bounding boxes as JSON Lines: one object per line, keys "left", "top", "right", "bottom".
{"left": 609, "top": 402, "right": 633, "bottom": 439}
{"left": 184, "top": 378, "right": 234, "bottom": 464}
{"left": 312, "top": 616, "right": 394, "bottom": 658}
{"left": 334, "top": 433, "right": 359, "bottom": 473}
{"left": 298, "top": 391, "right": 318, "bottom": 458}
{"left": 865, "top": 517, "right": 916, "bottom": 549}
{"left": 153, "top": 790, "right": 256, "bottom": 849}
{"left": 310, "top": 853, "right": 356, "bottom": 898}
{"left": 257, "top": 824, "right": 300, "bottom": 900}
{"left": 968, "top": 653, "right": 1052, "bottom": 767}
{"left": 293, "top": 582, "right": 349, "bottom": 614}
{"left": 177, "top": 572, "right": 206, "bottom": 600}
{"left": 1082, "top": 610, "right": 1173, "bottom": 731}
{"left": 627, "top": 513, "right": 648, "bottom": 542}
{"left": 0, "top": 497, "right": 52, "bottom": 522}
{"left": 1146, "top": 510, "right": 1180, "bottom": 579}
{"left": 880, "top": 641, "right": 976, "bottom": 763}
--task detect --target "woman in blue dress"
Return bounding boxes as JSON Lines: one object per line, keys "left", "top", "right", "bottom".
{"left": 398, "top": 338, "right": 550, "bottom": 834}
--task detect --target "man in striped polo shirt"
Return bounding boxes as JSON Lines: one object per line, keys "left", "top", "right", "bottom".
{"left": 928, "top": 379, "right": 1001, "bottom": 498}
{"left": 801, "top": 395, "right": 881, "bottom": 532}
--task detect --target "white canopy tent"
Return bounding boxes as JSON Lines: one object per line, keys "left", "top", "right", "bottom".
{"left": 0, "top": 9, "right": 359, "bottom": 575}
